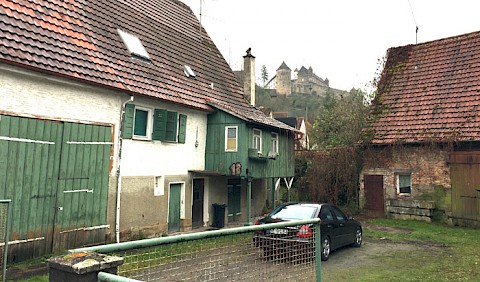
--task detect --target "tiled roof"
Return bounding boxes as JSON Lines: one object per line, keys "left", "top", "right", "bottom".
{"left": 0, "top": 0, "right": 296, "bottom": 132}
{"left": 369, "top": 31, "right": 480, "bottom": 144}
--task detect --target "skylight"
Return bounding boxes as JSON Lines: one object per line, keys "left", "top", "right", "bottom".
{"left": 117, "top": 29, "right": 150, "bottom": 60}
{"left": 183, "top": 65, "right": 196, "bottom": 78}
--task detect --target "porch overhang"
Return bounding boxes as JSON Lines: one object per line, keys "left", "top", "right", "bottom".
{"left": 189, "top": 170, "right": 227, "bottom": 176}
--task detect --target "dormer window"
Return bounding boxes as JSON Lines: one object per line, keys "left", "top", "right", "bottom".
{"left": 117, "top": 29, "right": 150, "bottom": 60}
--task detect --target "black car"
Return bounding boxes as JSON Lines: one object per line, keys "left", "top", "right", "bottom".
{"left": 254, "top": 202, "right": 362, "bottom": 261}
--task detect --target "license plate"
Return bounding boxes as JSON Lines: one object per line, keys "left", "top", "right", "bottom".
{"left": 269, "top": 228, "right": 288, "bottom": 235}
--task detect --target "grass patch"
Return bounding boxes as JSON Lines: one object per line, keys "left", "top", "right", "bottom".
{"left": 323, "top": 219, "right": 480, "bottom": 281}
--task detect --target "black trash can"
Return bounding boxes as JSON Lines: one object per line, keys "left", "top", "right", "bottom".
{"left": 212, "top": 203, "right": 227, "bottom": 228}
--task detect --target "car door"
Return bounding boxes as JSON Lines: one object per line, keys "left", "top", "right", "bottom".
{"left": 330, "top": 206, "right": 355, "bottom": 247}
{"left": 319, "top": 205, "right": 341, "bottom": 248}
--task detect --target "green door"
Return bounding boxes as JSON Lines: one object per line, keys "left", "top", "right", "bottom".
{"left": 0, "top": 115, "right": 112, "bottom": 260}
{"left": 0, "top": 115, "right": 62, "bottom": 260}
{"left": 53, "top": 122, "right": 112, "bottom": 251}
{"left": 227, "top": 179, "right": 241, "bottom": 222}
{"left": 168, "top": 183, "right": 182, "bottom": 232}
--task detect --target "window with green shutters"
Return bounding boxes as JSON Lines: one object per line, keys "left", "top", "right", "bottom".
{"left": 122, "top": 104, "right": 187, "bottom": 143}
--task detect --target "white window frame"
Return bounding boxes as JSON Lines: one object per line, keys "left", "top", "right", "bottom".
{"left": 225, "top": 126, "right": 238, "bottom": 152}
{"left": 133, "top": 106, "right": 153, "bottom": 140}
{"left": 396, "top": 173, "right": 412, "bottom": 195}
{"left": 117, "top": 29, "right": 150, "bottom": 59}
{"left": 271, "top": 132, "right": 279, "bottom": 155}
{"left": 253, "top": 128, "right": 262, "bottom": 153}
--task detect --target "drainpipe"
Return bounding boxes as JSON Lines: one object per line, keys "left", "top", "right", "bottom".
{"left": 246, "top": 169, "right": 253, "bottom": 226}
{"left": 115, "top": 95, "right": 134, "bottom": 243}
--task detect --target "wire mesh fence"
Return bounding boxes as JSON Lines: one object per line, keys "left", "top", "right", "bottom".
{"left": 72, "top": 219, "right": 321, "bottom": 281}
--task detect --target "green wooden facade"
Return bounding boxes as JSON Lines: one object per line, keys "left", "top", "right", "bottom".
{"left": 205, "top": 110, "right": 295, "bottom": 179}
{"left": 0, "top": 114, "right": 111, "bottom": 261}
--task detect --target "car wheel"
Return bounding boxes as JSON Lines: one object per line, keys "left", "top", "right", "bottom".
{"left": 321, "top": 237, "right": 331, "bottom": 261}
{"left": 353, "top": 227, "right": 362, "bottom": 247}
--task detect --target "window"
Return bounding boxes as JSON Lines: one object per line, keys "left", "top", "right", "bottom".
{"left": 253, "top": 129, "right": 262, "bottom": 153}
{"left": 397, "top": 174, "right": 411, "bottom": 194}
{"left": 133, "top": 107, "right": 152, "bottom": 140}
{"left": 320, "top": 206, "right": 334, "bottom": 221}
{"left": 123, "top": 104, "right": 186, "bottom": 143}
{"left": 154, "top": 176, "right": 164, "bottom": 196}
{"left": 331, "top": 206, "right": 347, "bottom": 221}
{"left": 225, "top": 126, "right": 238, "bottom": 152}
{"left": 271, "top": 132, "right": 279, "bottom": 155}
{"left": 117, "top": 29, "right": 150, "bottom": 59}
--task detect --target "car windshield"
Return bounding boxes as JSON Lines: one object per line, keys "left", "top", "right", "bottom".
{"left": 271, "top": 205, "right": 316, "bottom": 220}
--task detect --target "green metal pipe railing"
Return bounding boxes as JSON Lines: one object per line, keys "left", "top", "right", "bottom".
{"left": 70, "top": 219, "right": 320, "bottom": 254}
{"left": 97, "top": 271, "right": 142, "bottom": 282}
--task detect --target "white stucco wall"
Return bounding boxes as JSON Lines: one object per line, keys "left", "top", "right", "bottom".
{"left": 0, "top": 64, "right": 124, "bottom": 174}
{"left": 120, "top": 95, "right": 207, "bottom": 176}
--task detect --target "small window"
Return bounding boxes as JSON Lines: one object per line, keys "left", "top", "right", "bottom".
{"left": 271, "top": 132, "right": 279, "bottom": 155}
{"left": 133, "top": 107, "right": 152, "bottom": 140}
{"left": 225, "top": 126, "right": 238, "bottom": 152}
{"left": 397, "top": 174, "right": 411, "bottom": 194}
{"left": 117, "top": 29, "right": 150, "bottom": 59}
{"left": 154, "top": 176, "right": 164, "bottom": 196}
{"left": 183, "top": 65, "right": 196, "bottom": 78}
{"left": 253, "top": 129, "right": 262, "bottom": 153}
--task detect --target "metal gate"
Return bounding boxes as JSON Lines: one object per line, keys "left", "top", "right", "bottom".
{"left": 0, "top": 115, "right": 112, "bottom": 261}
{"left": 450, "top": 151, "right": 480, "bottom": 225}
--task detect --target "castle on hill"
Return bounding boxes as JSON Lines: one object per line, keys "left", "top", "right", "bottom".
{"left": 265, "top": 62, "right": 343, "bottom": 96}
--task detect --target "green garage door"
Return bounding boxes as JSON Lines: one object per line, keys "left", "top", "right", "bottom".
{"left": 0, "top": 115, "right": 112, "bottom": 261}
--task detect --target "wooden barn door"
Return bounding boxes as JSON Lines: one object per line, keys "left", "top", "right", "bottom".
{"left": 53, "top": 122, "right": 112, "bottom": 252}
{"left": 364, "top": 174, "right": 385, "bottom": 217}
{"left": 450, "top": 152, "right": 480, "bottom": 225}
{"left": 0, "top": 115, "right": 62, "bottom": 261}
{"left": 0, "top": 115, "right": 112, "bottom": 259}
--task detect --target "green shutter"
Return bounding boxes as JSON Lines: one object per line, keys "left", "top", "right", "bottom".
{"left": 122, "top": 103, "right": 135, "bottom": 139}
{"left": 153, "top": 109, "right": 167, "bottom": 141}
{"left": 165, "top": 111, "right": 178, "bottom": 142}
{"left": 178, "top": 114, "right": 187, "bottom": 144}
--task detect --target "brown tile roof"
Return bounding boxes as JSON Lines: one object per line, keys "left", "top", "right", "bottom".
{"left": 0, "top": 0, "right": 295, "bottom": 132}
{"left": 369, "top": 31, "right": 480, "bottom": 144}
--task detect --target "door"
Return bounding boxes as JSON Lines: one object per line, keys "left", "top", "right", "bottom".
{"left": 53, "top": 123, "right": 112, "bottom": 251}
{"left": 0, "top": 115, "right": 112, "bottom": 259}
{"left": 192, "top": 179, "right": 204, "bottom": 228}
{"left": 450, "top": 151, "right": 480, "bottom": 223}
{"left": 227, "top": 179, "right": 241, "bottom": 222}
{"left": 168, "top": 183, "right": 182, "bottom": 232}
{"left": 364, "top": 174, "right": 385, "bottom": 217}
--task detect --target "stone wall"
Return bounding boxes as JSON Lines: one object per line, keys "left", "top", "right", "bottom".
{"left": 361, "top": 145, "right": 452, "bottom": 222}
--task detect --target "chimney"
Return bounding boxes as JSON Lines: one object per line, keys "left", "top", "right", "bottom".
{"left": 243, "top": 48, "right": 256, "bottom": 106}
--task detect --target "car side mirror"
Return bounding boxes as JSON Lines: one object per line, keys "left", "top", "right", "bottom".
{"left": 347, "top": 216, "right": 354, "bottom": 221}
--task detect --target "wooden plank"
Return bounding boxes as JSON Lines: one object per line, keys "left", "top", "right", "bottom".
{"left": 14, "top": 117, "right": 27, "bottom": 239}
{"left": 0, "top": 115, "right": 10, "bottom": 200}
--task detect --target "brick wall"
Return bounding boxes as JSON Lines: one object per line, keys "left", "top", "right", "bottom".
{"left": 361, "top": 144, "right": 451, "bottom": 204}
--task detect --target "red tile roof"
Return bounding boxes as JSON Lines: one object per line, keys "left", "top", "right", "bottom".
{"left": 0, "top": 0, "right": 294, "bottom": 132}
{"left": 369, "top": 31, "right": 480, "bottom": 144}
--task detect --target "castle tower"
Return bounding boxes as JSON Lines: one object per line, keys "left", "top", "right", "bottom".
{"left": 276, "top": 61, "right": 292, "bottom": 96}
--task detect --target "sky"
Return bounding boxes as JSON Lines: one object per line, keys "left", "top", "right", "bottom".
{"left": 179, "top": 0, "right": 480, "bottom": 92}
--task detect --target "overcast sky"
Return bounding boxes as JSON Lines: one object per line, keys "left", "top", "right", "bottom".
{"left": 180, "top": 0, "right": 480, "bottom": 91}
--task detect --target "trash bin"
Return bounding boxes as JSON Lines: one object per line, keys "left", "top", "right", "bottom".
{"left": 212, "top": 203, "right": 227, "bottom": 228}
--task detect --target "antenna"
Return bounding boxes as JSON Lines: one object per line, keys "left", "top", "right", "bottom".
{"left": 407, "top": 0, "right": 419, "bottom": 44}
{"left": 199, "top": 0, "right": 203, "bottom": 34}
